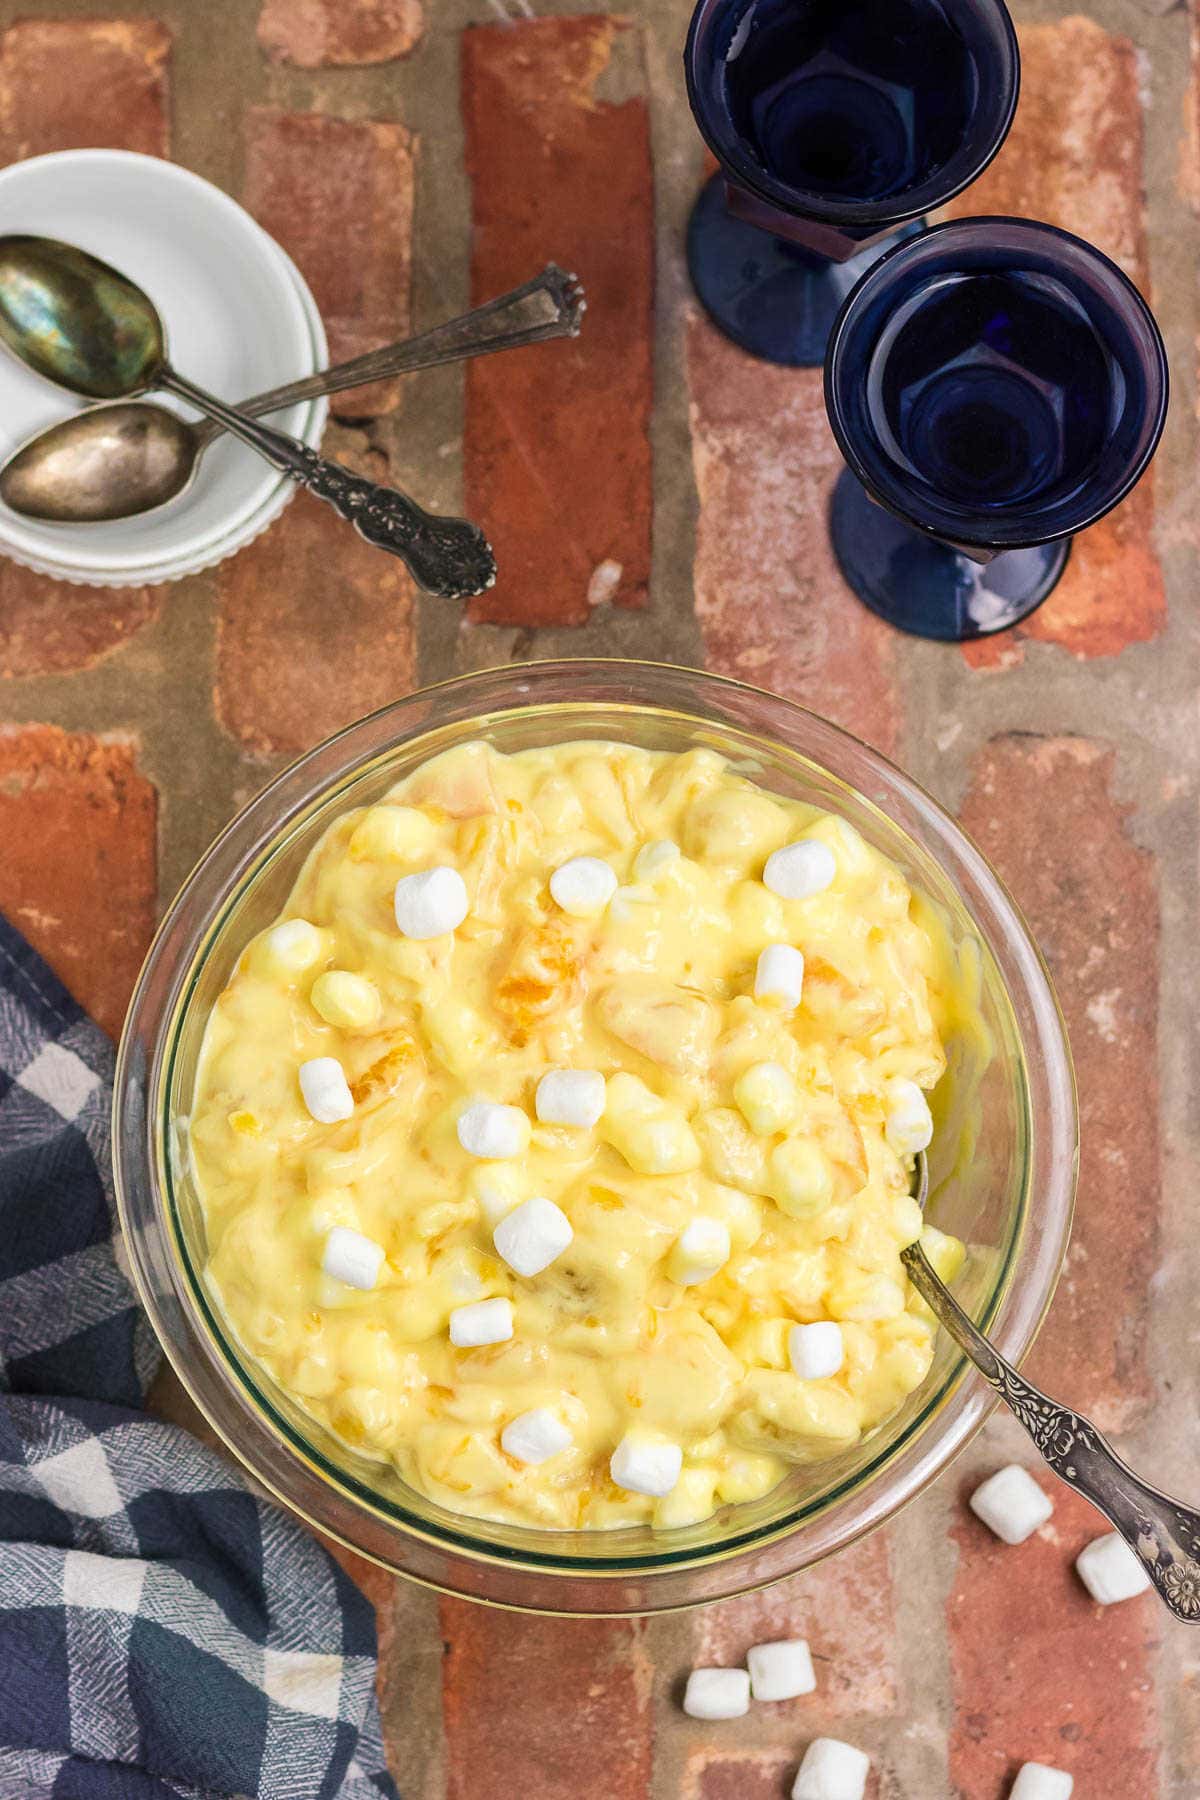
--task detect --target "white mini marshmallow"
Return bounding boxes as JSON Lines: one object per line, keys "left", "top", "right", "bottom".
{"left": 536, "top": 1068, "right": 606, "bottom": 1128}
{"left": 264, "top": 917, "right": 324, "bottom": 972}
{"left": 682, "top": 1668, "right": 751, "bottom": 1720}
{"left": 321, "top": 1225, "right": 385, "bottom": 1291}
{"left": 884, "top": 1077, "right": 934, "bottom": 1156}
{"left": 493, "top": 1196, "right": 573, "bottom": 1277}
{"left": 393, "top": 865, "right": 469, "bottom": 939}
{"left": 1011, "top": 1765, "right": 1074, "bottom": 1800}
{"left": 610, "top": 1431, "right": 682, "bottom": 1497}
{"left": 668, "top": 1217, "right": 731, "bottom": 1286}
{"left": 755, "top": 943, "right": 805, "bottom": 1009}
{"left": 789, "top": 1321, "right": 844, "bottom": 1381}
{"left": 449, "top": 1297, "right": 514, "bottom": 1348}
{"left": 969, "top": 1465, "right": 1054, "bottom": 1545}
{"left": 549, "top": 855, "right": 618, "bottom": 916}
{"left": 634, "top": 838, "right": 681, "bottom": 881}
{"left": 457, "top": 1099, "right": 531, "bottom": 1160}
{"left": 792, "top": 1738, "right": 870, "bottom": 1800}
{"left": 501, "top": 1407, "right": 572, "bottom": 1465}
{"left": 747, "top": 1638, "right": 817, "bottom": 1701}
{"left": 1075, "top": 1531, "right": 1152, "bottom": 1605}
{"left": 299, "top": 1057, "right": 354, "bottom": 1123}
{"left": 610, "top": 883, "right": 654, "bottom": 923}
{"left": 763, "top": 839, "right": 837, "bottom": 901}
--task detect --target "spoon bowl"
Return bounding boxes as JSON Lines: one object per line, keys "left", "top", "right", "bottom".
{"left": 0, "top": 236, "right": 164, "bottom": 399}
{"left": 2, "top": 401, "right": 195, "bottom": 521}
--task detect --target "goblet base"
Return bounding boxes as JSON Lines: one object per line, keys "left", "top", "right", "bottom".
{"left": 686, "top": 173, "right": 923, "bottom": 367}
{"left": 829, "top": 470, "right": 1070, "bottom": 642}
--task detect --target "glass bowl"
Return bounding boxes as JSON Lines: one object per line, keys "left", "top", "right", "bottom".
{"left": 113, "top": 661, "right": 1077, "bottom": 1615}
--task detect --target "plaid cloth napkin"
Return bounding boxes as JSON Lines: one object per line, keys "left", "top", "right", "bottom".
{"left": 0, "top": 916, "right": 400, "bottom": 1800}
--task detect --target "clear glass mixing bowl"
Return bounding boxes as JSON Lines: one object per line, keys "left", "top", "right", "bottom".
{"left": 113, "top": 662, "right": 1077, "bottom": 1614}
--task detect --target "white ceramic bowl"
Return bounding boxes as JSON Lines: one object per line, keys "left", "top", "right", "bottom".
{"left": 0, "top": 149, "right": 327, "bottom": 585}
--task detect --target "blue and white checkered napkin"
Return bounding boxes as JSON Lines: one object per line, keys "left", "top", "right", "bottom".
{"left": 0, "top": 916, "right": 400, "bottom": 1800}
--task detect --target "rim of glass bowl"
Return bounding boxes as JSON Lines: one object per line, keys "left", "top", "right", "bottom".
{"left": 824, "top": 216, "right": 1171, "bottom": 552}
{"left": 682, "top": 0, "right": 1020, "bottom": 231}
{"left": 113, "top": 661, "right": 1077, "bottom": 1614}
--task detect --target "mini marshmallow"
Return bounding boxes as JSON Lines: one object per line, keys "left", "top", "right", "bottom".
{"left": 549, "top": 855, "right": 618, "bottom": 916}
{"left": 393, "top": 865, "right": 469, "bottom": 939}
{"left": 682, "top": 1668, "right": 751, "bottom": 1720}
{"left": 884, "top": 1077, "right": 933, "bottom": 1156}
{"left": 755, "top": 943, "right": 805, "bottom": 1010}
{"left": 501, "top": 1407, "right": 572, "bottom": 1465}
{"left": 493, "top": 1195, "right": 574, "bottom": 1277}
{"left": 449, "top": 1297, "right": 514, "bottom": 1348}
{"left": 299, "top": 1057, "right": 355, "bottom": 1123}
{"left": 471, "top": 1167, "right": 523, "bottom": 1228}
{"left": 1010, "top": 1765, "right": 1074, "bottom": 1800}
{"left": 457, "top": 1099, "right": 531, "bottom": 1160}
{"left": 263, "top": 917, "right": 324, "bottom": 973}
{"left": 969, "top": 1465, "right": 1053, "bottom": 1545}
{"left": 610, "top": 1431, "right": 682, "bottom": 1497}
{"left": 322, "top": 1225, "right": 385, "bottom": 1291}
{"left": 634, "top": 838, "right": 681, "bottom": 881}
{"left": 668, "top": 1217, "right": 731, "bottom": 1286}
{"left": 791, "top": 1738, "right": 870, "bottom": 1800}
{"left": 310, "top": 970, "right": 381, "bottom": 1030}
{"left": 536, "top": 1068, "right": 606, "bottom": 1128}
{"left": 747, "top": 1638, "right": 817, "bottom": 1701}
{"left": 763, "top": 839, "right": 837, "bottom": 901}
{"left": 1076, "top": 1531, "right": 1152, "bottom": 1605}
{"left": 734, "top": 1060, "right": 798, "bottom": 1135}
{"left": 610, "top": 883, "right": 654, "bottom": 923}
{"left": 789, "top": 1321, "right": 844, "bottom": 1381}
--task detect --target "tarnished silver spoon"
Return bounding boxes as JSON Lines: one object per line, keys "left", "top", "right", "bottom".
{"left": 911, "top": 1150, "right": 1200, "bottom": 1621}
{"left": 0, "top": 265, "right": 584, "bottom": 525}
{"left": 0, "top": 235, "right": 495, "bottom": 599}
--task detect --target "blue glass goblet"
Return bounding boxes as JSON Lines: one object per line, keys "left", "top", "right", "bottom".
{"left": 822, "top": 217, "right": 1169, "bottom": 642}
{"left": 683, "top": 0, "right": 1019, "bottom": 367}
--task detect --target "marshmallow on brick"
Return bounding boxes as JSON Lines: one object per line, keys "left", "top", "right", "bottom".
{"left": 755, "top": 943, "right": 805, "bottom": 1010}
{"left": 322, "top": 1226, "right": 384, "bottom": 1291}
{"left": 682, "top": 1668, "right": 751, "bottom": 1720}
{"left": 549, "top": 855, "right": 617, "bottom": 916}
{"left": 457, "top": 1099, "right": 531, "bottom": 1160}
{"left": 1011, "top": 1765, "right": 1074, "bottom": 1800}
{"left": 747, "top": 1638, "right": 816, "bottom": 1701}
{"left": 493, "top": 1196, "right": 573, "bottom": 1277}
{"left": 610, "top": 1431, "right": 682, "bottom": 1497}
{"left": 449, "top": 1297, "right": 513, "bottom": 1347}
{"left": 764, "top": 839, "right": 837, "bottom": 901}
{"left": 792, "top": 1738, "right": 870, "bottom": 1800}
{"left": 501, "top": 1408, "right": 572, "bottom": 1465}
{"left": 536, "top": 1068, "right": 606, "bottom": 1128}
{"left": 299, "top": 1057, "right": 354, "bottom": 1123}
{"left": 969, "top": 1465, "right": 1053, "bottom": 1545}
{"left": 1075, "top": 1532, "right": 1152, "bottom": 1605}
{"left": 789, "top": 1321, "right": 844, "bottom": 1381}
{"left": 393, "top": 865, "right": 469, "bottom": 939}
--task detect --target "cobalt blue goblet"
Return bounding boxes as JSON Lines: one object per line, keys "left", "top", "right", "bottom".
{"left": 822, "top": 217, "right": 1169, "bottom": 641}
{"left": 683, "top": 0, "right": 1020, "bottom": 367}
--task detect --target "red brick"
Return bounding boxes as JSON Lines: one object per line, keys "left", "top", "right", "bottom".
{"left": 683, "top": 1748, "right": 795, "bottom": 1800}
{"left": 948, "top": 1481, "right": 1160, "bottom": 1797}
{"left": 243, "top": 110, "right": 414, "bottom": 420}
{"left": 958, "top": 737, "right": 1158, "bottom": 1427}
{"left": 687, "top": 315, "right": 899, "bottom": 756}
{"left": 692, "top": 1528, "right": 897, "bottom": 1717}
{"left": 461, "top": 17, "right": 653, "bottom": 626}
{"left": 941, "top": 19, "right": 1165, "bottom": 667}
{"left": 0, "top": 566, "right": 161, "bottom": 680}
{"left": 440, "top": 1602, "right": 652, "bottom": 1800}
{"left": 257, "top": 0, "right": 422, "bottom": 66}
{"left": 213, "top": 436, "right": 415, "bottom": 756}
{"left": 0, "top": 18, "right": 170, "bottom": 160}
{"left": 0, "top": 725, "right": 156, "bottom": 1039}
{"left": 1183, "top": 6, "right": 1200, "bottom": 212}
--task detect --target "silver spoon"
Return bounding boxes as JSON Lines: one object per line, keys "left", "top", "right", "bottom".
{"left": 0, "top": 265, "right": 585, "bottom": 525}
{"left": 911, "top": 1150, "right": 1200, "bottom": 1622}
{"left": 0, "top": 235, "right": 495, "bottom": 599}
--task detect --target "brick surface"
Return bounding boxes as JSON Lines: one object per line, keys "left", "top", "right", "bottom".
{"left": 687, "top": 315, "right": 899, "bottom": 756}
{"left": 257, "top": 0, "right": 422, "bottom": 66}
{"left": 243, "top": 110, "right": 415, "bottom": 420}
{"left": 440, "top": 1601, "right": 652, "bottom": 1800}
{"left": 0, "top": 17, "right": 170, "bottom": 160}
{"left": 0, "top": 725, "right": 156, "bottom": 1040}
{"left": 461, "top": 17, "right": 653, "bottom": 626}
{"left": 948, "top": 1481, "right": 1160, "bottom": 1797}
{"left": 214, "top": 438, "right": 415, "bottom": 756}
{"left": 942, "top": 17, "right": 1165, "bottom": 667}
{"left": 0, "top": 567, "right": 161, "bottom": 680}
{"left": 959, "top": 736, "right": 1159, "bottom": 1427}
{"left": 684, "top": 1748, "right": 796, "bottom": 1800}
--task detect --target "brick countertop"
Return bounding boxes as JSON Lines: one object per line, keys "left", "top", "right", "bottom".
{"left": 0, "top": 2, "right": 1195, "bottom": 1794}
